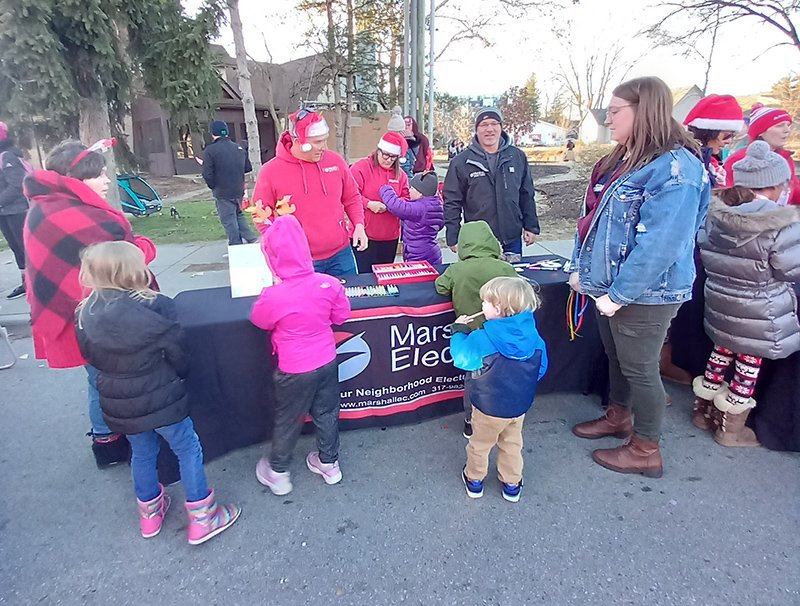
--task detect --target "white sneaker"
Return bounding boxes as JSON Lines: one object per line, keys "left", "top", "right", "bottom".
{"left": 256, "top": 457, "right": 292, "bottom": 495}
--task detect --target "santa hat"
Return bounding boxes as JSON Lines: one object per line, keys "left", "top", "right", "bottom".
{"left": 377, "top": 132, "right": 408, "bottom": 163}
{"left": 289, "top": 109, "right": 330, "bottom": 152}
{"left": 748, "top": 103, "right": 792, "bottom": 139}
{"left": 683, "top": 95, "right": 744, "bottom": 132}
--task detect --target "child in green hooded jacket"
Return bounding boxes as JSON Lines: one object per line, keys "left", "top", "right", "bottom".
{"left": 435, "top": 220, "right": 517, "bottom": 437}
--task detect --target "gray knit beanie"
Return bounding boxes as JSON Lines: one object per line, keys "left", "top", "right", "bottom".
{"left": 387, "top": 106, "right": 409, "bottom": 134}
{"left": 733, "top": 140, "right": 791, "bottom": 189}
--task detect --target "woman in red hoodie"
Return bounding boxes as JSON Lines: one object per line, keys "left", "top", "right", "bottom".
{"left": 350, "top": 132, "right": 410, "bottom": 272}
{"left": 723, "top": 104, "right": 799, "bottom": 205}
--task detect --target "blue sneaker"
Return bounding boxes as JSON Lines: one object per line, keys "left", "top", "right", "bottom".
{"left": 462, "top": 469, "right": 483, "bottom": 499}
{"left": 502, "top": 480, "right": 523, "bottom": 503}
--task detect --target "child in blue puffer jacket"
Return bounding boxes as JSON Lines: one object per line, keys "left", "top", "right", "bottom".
{"left": 450, "top": 276, "right": 548, "bottom": 502}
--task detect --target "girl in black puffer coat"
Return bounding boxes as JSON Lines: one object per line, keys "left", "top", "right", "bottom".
{"left": 75, "top": 241, "right": 240, "bottom": 545}
{"left": 692, "top": 141, "right": 800, "bottom": 448}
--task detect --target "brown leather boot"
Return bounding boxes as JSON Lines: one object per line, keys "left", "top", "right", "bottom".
{"left": 572, "top": 402, "right": 633, "bottom": 439}
{"left": 591, "top": 436, "right": 663, "bottom": 478}
{"left": 715, "top": 408, "right": 761, "bottom": 448}
{"left": 659, "top": 342, "right": 692, "bottom": 385}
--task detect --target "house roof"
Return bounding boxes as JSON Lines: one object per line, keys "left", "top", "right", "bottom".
{"left": 589, "top": 108, "right": 607, "bottom": 124}
{"left": 671, "top": 85, "right": 703, "bottom": 105}
{"left": 210, "top": 45, "right": 329, "bottom": 116}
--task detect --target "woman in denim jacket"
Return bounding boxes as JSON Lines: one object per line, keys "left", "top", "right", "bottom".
{"left": 569, "top": 77, "right": 711, "bottom": 478}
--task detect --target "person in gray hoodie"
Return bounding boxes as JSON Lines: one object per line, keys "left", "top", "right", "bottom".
{"left": 693, "top": 140, "right": 800, "bottom": 447}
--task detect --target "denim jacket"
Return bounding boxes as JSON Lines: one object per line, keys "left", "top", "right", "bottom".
{"left": 569, "top": 147, "right": 710, "bottom": 305}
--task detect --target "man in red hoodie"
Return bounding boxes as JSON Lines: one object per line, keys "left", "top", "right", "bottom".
{"left": 253, "top": 109, "right": 367, "bottom": 276}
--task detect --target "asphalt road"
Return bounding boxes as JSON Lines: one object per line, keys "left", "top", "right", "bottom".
{"left": 1, "top": 339, "right": 798, "bottom": 606}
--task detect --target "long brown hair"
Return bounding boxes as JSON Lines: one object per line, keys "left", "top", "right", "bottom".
{"left": 600, "top": 77, "right": 700, "bottom": 176}
{"left": 372, "top": 149, "right": 401, "bottom": 179}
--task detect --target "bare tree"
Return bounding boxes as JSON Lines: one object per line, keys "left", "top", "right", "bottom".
{"left": 650, "top": 1, "right": 800, "bottom": 56}
{"left": 227, "top": 0, "right": 262, "bottom": 174}
{"left": 554, "top": 43, "right": 633, "bottom": 127}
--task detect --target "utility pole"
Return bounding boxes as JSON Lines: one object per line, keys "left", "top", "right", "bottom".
{"left": 403, "top": 0, "right": 410, "bottom": 115}
{"left": 415, "top": 0, "right": 425, "bottom": 127}
{"left": 409, "top": 0, "right": 417, "bottom": 121}
{"left": 428, "top": 0, "right": 434, "bottom": 142}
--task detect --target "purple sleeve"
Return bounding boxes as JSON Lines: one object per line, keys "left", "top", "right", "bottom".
{"left": 380, "top": 185, "right": 426, "bottom": 222}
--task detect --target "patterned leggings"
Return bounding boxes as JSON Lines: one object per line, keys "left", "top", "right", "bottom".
{"left": 701, "top": 345, "right": 763, "bottom": 407}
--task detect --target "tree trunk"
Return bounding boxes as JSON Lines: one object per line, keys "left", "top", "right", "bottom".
{"left": 228, "top": 0, "right": 262, "bottom": 175}
{"left": 79, "top": 93, "right": 121, "bottom": 211}
{"left": 326, "top": 0, "right": 344, "bottom": 155}
{"left": 343, "top": 0, "right": 355, "bottom": 161}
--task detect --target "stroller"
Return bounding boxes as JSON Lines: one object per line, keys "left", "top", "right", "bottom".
{"left": 117, "top": 174, "right": 163, "bottom": 216}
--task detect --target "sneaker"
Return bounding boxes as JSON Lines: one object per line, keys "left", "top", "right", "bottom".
{"left": 6, "top": 283, "right": 25, "bottom": 299}
{"left": 502, "top": 480, "right": 523, "bottom": 503}
{"left": 462, "top": 421, "right": 473, "bottom": 439}
{"left": 306, "top": 451, "right": 342, "bottom": 485}
{"left": 462, "top": 468, "right": 483, "bottom": 499}
{"left": 255, "top": 457, "right": 292, "bottom": 495}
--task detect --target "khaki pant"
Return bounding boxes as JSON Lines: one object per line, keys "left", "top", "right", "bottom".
{"left": 465, "top": 407, "right": 524, "bottom": 485}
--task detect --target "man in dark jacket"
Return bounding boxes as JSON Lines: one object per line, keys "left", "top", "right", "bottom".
{"left": 0, "top": 122, "right": 29, "bottom": 299}
{"left": 201, "top": 120, "right": 258, "bottom": 246}
{"left": 443, "top": 107, "right": 539, "bottom": 257}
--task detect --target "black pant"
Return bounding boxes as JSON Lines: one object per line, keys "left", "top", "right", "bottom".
{"left": 269, "top": 359, "right": 340, "bottom": 472}
{"left": 595, "top": 303, "right": 681, "bottom": 442}
{"left": 0, "top": 212, "right": 26, "bottom": 270}
{"left": 354, "top": 238, "right": 399, "bottom": 274}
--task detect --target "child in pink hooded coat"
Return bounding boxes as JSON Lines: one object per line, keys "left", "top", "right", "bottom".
{"left": 250, "top": 215, "right": 351, "bottom": 495}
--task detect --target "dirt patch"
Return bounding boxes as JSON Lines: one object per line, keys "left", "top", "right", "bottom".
{"left": 530, "top": 163, "right": 571, "bottom": 180}
{"left": 535, "top": 164, "right": 590, "bottom": 241}
{"left": 144, "top": 175, "right": 211, "bottom": 203}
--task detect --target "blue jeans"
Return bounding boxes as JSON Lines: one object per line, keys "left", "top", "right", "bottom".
{"left": 86, "top": 365, "right": 111, "bottom": 436}
{"left": 313, "top": 245, "right": 357, "bottom": 277}
{"left": 502, "top": 239, "right": 522, "bottom": 256}
{"left": 127, "top": 417, "right": 208, "bottom": 503}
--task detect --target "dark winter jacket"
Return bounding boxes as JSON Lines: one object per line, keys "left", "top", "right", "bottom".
{"left": 76, "top": 291, "right": 190, "bottom": 435}
{"left": 443, "top": 132, "right": 539, "bottom": 247}
{"left": 434, "top": 221, "right": 517, "bottom": 329}
{"left": 0, "top": 139, "right": 29, "bottom": 216}
{"left": 450, "top": 310, "right": 548, "bottom": 418}
{"left": 379, "top": 185, "right": 444, "bottom": 264}
{"left": 201, "top": 136, "right": 252, "bottom": 200}
{"left": 698, "top": 196, "right": 800, "bottom": 359}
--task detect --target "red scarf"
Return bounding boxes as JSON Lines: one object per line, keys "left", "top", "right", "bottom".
{"left": 577, "top": 157, "right": 624, "bottom": 243}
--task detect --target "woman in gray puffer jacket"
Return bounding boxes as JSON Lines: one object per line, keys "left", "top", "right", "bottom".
{"left": 693, "top": 140, "right": 800, "bottom": 448}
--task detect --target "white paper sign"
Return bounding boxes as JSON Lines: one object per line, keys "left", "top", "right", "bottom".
{"left": 228, "top": 243, "right": 273, "bottom": 298}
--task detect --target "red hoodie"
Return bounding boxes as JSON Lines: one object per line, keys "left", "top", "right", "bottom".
{"left": 249, "top": 215, "right": 351, "bottom": 374}
{"left": 723, "top": 144, "right": 800, "bottom": 205}
{"left": 253, "top": 132, "right": 365, "bottom": 260}
{"left": 350, "top": 155, "right": 409, "bottom": 241}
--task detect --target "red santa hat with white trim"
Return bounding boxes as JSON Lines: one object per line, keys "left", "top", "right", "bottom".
{"left": 377, "top": 132, "right": 408, "bottom": 163}
{"left": 683, "top": 95, "right": 744, "bottom": 132}
{"left": 289, "top": 109, "right": 330, "bottom": 152}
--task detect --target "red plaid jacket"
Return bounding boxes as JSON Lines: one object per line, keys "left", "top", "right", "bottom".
{"left": 23, "top": 170, "right": 144, "bottom": 368}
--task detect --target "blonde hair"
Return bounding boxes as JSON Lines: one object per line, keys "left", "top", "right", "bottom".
{"left": 78, "top": 240, "right": 155, "bottom": 308}
{"left": 600, "top": 77, "right": 700, "bottom": 176}
{"left": 480, "top": 276, "right": 541, "bottom": 317}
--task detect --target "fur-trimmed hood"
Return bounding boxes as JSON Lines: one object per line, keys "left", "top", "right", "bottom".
{"left": 705, "top": 195, "right": 800, "bottom": 248}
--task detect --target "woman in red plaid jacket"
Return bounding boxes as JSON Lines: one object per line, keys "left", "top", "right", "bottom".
{"left": 23, "top": 141, "right": 156, "bottom": 469}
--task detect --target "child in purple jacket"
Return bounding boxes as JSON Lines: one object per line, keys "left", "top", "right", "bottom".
{"left": 379, "top": 171, "right": 444, "bottom": 264}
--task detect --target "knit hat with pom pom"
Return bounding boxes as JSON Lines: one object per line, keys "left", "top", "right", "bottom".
{"left": 733, "top": 140, "right": 791, "bottom": 189}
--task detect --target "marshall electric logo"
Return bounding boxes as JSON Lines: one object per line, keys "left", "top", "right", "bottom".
{"left": 334, "top": 331, "right": 371, "bottom": 382}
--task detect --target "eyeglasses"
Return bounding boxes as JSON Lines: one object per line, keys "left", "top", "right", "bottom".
{"left": 378, "top": 150, "right": 399, "bottom": 160}
{"left": 607, "top": 104, "right": 635, "bottom": 118}
{"left": 719, "top": 132, "right": 735, "bottom": 142}
{"left": 477, "top": 121, "right": 501, "bottom": 129}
